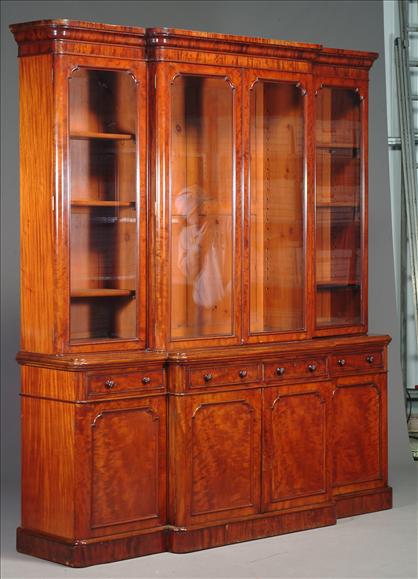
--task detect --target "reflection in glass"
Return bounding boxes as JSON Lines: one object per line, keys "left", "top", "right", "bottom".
{"left": 69, "top": 69, "right": 138, "bottom": 342}
{"left": 315, "top": 87, "right": 362, "bottom": 327}
{"left": 170, "top": 75, "right": 234, "bottom": 339}
{"left": 249, "top": 81, "right": 305, "bottom": 333}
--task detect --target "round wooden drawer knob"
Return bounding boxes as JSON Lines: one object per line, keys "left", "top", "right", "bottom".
{"left": 308, "top": 364, "right": 317, "bottom": 372}
{"left": 142, "top": 376, "right": 151, "bottom": 384}
{"left": 239, "top": 370, "right": 247, "bottom": 378}
{"left": 337, "top": 359, "right": 346, "bottom": 367}
{"left": 204, "top": 373, "right": 213, "bottom": 382}
{"left": 105, "top": 380, "right": 116, "bottom": 389}
{"left": 276, "top": 367, "right": 285, "bottom": 376}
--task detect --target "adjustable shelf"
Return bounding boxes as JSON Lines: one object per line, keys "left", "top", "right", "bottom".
{"left": 316, "top": 317, "right": 357, "bottom": 327}
{"left": 71, "top": 200, "right": 136, "bottom": 207}
{"left": 71, "top": 288, "right": 135, "bottom": 298}
{"left": 316, "top": 142, "right": 359, "bottom": 150}
{"left": 70, "top": 131, "right": 134, "bottom": 141}
{"left": 316, "top": 201, "right": 360, "bottom": 209}
{"left": 316, "top": 280, "right": 360, "bottom": 289}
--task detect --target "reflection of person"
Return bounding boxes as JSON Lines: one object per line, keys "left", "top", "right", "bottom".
{"left": 175, "top": 186, "right": 231, "bottom": 309}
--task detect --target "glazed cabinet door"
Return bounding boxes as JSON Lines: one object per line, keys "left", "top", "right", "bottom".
{"left": 314, "top": 80, "right": 368, "bottom": 336}
{"left": 170, "top": 390, "right": 261, "bottom": 526}
{"left": 75, "top": 396, "right": 166, "bottom": 538}
{"left": 332, "top": 373, "right": 388, "bottom": 496}
{"left": 262, "top": 382, "right": 331, "bottom": 511}
{"left": 151, "top": 63, "right": 242, "bottom": 350}
{"left": 243, "top": 70, "right": 310, "bottom": 343}
{"left": 55, "top": 57, "right": 147, "bottom": 352}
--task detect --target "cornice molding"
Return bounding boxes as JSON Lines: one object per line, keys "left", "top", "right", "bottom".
{"left": 10, "top": 20, "right": 378, "bottom": 69}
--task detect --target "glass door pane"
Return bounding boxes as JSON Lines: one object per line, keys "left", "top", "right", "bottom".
{"left": 69, "top": 68, "right": 138, "bottom": 342}
{"left": 315, "top": 87, "right": 362, "bottom": 328}
{"left": 170, "top": 75, "right": 234, "bottom": 340}
{"left": 249, "top": 81, "right": 305, "bottom": 333}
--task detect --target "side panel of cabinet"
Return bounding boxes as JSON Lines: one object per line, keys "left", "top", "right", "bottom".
{"left": 75, "top": 396, "right": 166, "bottom": 537}
{"left": 332, "top": 373, "right": 388, "bottom": 495}
{"left": 21, "top": 396, "right": 76, "bottom": 538}
{"left": 262, "top": 382, "right": 332, "bottom": 511}
{"left": 19, "top": 54, "right": 56, "bottom": 353}
{"left": 170, "top": 390, "right": 261, "bottom": 526}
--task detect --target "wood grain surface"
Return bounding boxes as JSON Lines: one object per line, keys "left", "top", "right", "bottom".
{"left": 11, "top": 19, "right": 390, "bottom": 568}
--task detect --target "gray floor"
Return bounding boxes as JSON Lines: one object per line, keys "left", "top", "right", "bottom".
{"left": 1, "top": 465, "right": 417, "bottom": 579}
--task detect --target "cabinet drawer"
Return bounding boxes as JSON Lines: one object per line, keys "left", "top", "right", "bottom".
{"left": 188, "top": 363, "right": 260, "bottom": 389}
{"left": 330, "top": 350, "right": 384, "bottom": 375}
{"left": 263, "top": 357, "right": 328, "bottom": 382}
{"left": 87, "top": 369, "right": 165, "bottom": 397}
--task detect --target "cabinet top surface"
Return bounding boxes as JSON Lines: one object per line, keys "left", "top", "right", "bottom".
{"left": 17, "top": 335, "right": 391, "bottom": 370}
{"left": 9, "top": 19, "right": 378, "bottom": 63}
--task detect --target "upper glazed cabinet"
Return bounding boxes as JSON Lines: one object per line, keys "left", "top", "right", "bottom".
{"left": 54, "top": 50, "right": 148, "bottom": 352}
{"left": 154, "top": 64, "right": 367, "bottom": 349}
{"left": 314, "top": 83, "right": 366, "bottom": 336}
{"left": 69, "top": 68, "right": 140, "bottom": 344}
{"left": 169, "top": 68, "right": 240, "bottom": 344}
{"left": 246, "top": 72, "right": 308, "bottom": 343}
{"left": 12, "top": 21, "right": 372, "bottom": 354}
{"left": 69, "top": 64, "right": 368, "bottom": 350}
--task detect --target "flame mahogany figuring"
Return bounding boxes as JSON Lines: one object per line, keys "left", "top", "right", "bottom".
{"left": 11, "top": 20, "right": 391, "bottom": 567}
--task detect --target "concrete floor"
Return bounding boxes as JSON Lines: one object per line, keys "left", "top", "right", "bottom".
{"left": 1, "top": 466, "right": 417, "bottom": 579}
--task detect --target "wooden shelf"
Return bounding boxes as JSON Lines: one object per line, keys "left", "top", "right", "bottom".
{"left": 70, "top": 131, "right": 134, "bottom": 141}
{"left": 316, "top": 201, "right": 360, "bottom": 209}
{"left": 316, "top": 280, "right": 360, "bottom": 289}
{"left": 71, "top": 289, "right": 135, "bottom": 298}
{"left": 71, "top": 200, "right": 136, "bottom": 208}
{"left": 316, "top": 318, "right": 358, "bottom": 327}
{"left": 316, "top": 142, "right": 359, "bottom": 150}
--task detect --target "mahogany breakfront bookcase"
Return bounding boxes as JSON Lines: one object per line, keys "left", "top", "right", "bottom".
{"left": 11, "top": 20, "right": 392, "bottom": 567}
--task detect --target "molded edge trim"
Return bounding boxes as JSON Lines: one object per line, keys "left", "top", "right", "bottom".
{"left": 9, "top": 20, "right": 378, "bottom": 67}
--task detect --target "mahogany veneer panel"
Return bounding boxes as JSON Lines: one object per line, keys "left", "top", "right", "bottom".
{"left": 21, "top": 398, "right": 76, "bottom": 538}
{"left": 75, "top": 397, "right": 167, "bottom": 538}
{"left": 90, "top": 405, "right": 162, "bottom": 529}
{"left": 263, "top": 382, "right": 330, "bottom": 511}
{"left": 19, "top": 55, "right": 55, "bottom": 354}
{"left": 170, "top": 390, "right": 261, "bottom": 526}
{"left": 332, "top": 374, "right": 387, "bottom": 495}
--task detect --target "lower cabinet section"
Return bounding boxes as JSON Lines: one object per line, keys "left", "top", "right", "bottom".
{"left": 18, "top": 362, "right": 392, "bottom": 567}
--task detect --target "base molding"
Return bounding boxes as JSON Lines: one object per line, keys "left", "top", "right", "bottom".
{"left": 17, "top": 489, "right": 392, "bottom": 567}
{"left": 334, "top": 486, "right": 393, "bottom": 518}
{"left": 16, "top": 527, "right": 167, "bottom": 567}
{"left": 168, "top": 504, "right": 336, "bottom": 553}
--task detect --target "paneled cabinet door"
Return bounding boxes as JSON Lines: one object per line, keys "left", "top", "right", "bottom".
{"left": 332, "top": 373, "right": 388, "bottom": 496}
{"left": 171, "top": 390, "right": 261, "bottom": 526}
{"left": 262, "top": 382, "right": 331, "bottom": 511}
{"left": 75, "top": 396, "right": 166, "bottom": 538}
